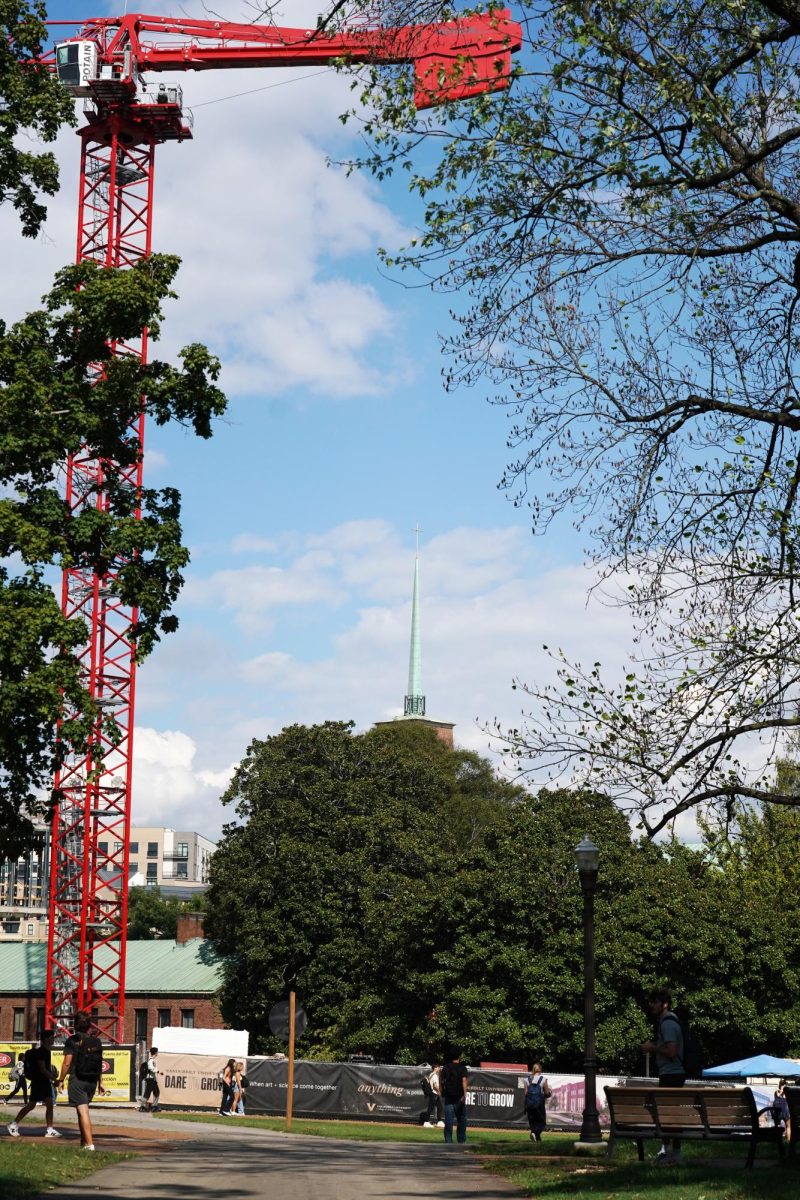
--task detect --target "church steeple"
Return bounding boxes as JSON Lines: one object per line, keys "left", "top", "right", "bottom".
{"left": 404, "top": 526, "right": 425, "bottom": 717}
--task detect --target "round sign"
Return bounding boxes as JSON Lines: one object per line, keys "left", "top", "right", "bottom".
{"left": 268, "top": 1000, "right": 308, "bottom": 1042}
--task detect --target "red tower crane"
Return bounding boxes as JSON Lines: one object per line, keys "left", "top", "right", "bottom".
{"left": 42, "top": 10, "right": 522, "bottom": 1042}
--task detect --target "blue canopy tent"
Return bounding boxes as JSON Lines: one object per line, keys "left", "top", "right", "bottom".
{"left": 703, "top": 1054, "right": 800, "bottom": 1079}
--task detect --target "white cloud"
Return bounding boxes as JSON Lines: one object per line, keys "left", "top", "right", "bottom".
{"left": 132, "top": 726, "right": 236, "bottom": 838}
{"left": 0, "top": 29, "right": 409, "bottom": 400}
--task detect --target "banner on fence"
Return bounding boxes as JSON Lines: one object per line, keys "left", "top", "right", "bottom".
{"left": 243, "top": 1059, "right": 627, "bottom": 1128}
{"left": 156, "top": 1053, "right": 230, "bottom": 1108}
{"left": 0, "top": 1043, "right": 134, "bottom": 1103}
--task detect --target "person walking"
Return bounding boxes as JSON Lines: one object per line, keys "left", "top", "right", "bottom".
{"left": 641, "top": 987, "right": 685, "bottom": 1164}
{"left": 233, "top": 1061, "right": 248, "bottom": 1115}
{"left": 219, "top": 1058, "right": 236, "bottom": 1115}
{"left": 773, "top": 1080, "right": 791, "bottom": 1140}
{"left": 4, "top": 1056, "right": 28, "bottom": 1105}
{"left": 140, "top": 1047, "right": 161, "bottom": 1113}
{"left": 438, "top": 1052, "right": 469, "bottom": 1144}
{"left": 6, "top": 1029, "right": 60, "bottom": 1139}
{"left": 422, "top": 1063, "right": 443, "bottom": 1128}
{"left": 56, "top": 1012, "right": 106, "bottom": 1151}
{"left": 523, "top": 1060, "right": 551, "bottom": 1142}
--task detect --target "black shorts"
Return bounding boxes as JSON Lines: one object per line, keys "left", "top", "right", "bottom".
{"left": 29, "top": 1078, "right": 54, "bottom": 1104}
{"left": 143, "top": 1079, "right": 160, "bottom": 1100}
{"left": 68, "top": 1076, "right": 98, "bottom": 1107}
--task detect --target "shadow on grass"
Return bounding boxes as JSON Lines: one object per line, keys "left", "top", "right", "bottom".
{"left": 487, "top": 1151, "right": 799, "bottom": 1200}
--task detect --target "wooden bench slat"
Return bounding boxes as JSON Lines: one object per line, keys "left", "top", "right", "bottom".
{"left": 603, "top": 1084, "right": 785, "bottom": 1169}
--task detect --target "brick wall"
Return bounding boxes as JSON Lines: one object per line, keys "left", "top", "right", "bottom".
{"left": 0, "top": 993, "right": 225, "bottom": 1043}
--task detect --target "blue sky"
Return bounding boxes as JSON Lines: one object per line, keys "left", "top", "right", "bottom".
{"left": 2, "top": 2, "right": 640, "bottom": 839}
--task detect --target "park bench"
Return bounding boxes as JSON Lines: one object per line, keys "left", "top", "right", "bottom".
{"left": 604, "top": 1085, "right": 785, "bottom": 1168}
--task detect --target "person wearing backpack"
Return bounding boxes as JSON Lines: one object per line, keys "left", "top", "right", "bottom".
{"left": 6, "top": 1029, "right": 60, "bottom": 1139}
{"left": 523, "top": 1060, "right": 552, "bottom": 1142}
{"left": 640, "top": 987, "right": 685, "bottom": 1165}
{"left": 140, "top": 1047, "right": 161, "bottom": 1113}
{"left": 4, "top": 1056, "right": 28, "bottom": 1104}
{"left": 438, "top": 1052, "right": 469, "bottom": 1144}
{"left": 56, "top": 1011, "right": 107, "bottom": 1150}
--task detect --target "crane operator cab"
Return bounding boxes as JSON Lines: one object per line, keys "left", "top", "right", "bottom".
{"left": 55, "top": 40, "right": 192, "bottom": 139}
{"left": 55, "top": 41, "right": 100, "bottom": 96}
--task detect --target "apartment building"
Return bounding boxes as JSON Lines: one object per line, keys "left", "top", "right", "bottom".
{"left": 127, "top": 826, "right": 216, "bottom": 890}
{"left": 0, "top": 825, "right": 216, "bottom": 942}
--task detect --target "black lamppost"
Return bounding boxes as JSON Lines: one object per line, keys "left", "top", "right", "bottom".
{"left": 574, "top": 836, "right": 603, "bottom": 1147}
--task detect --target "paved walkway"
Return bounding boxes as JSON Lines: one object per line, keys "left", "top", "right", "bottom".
{"left": 35, "top": 1110, "right": 525, "bottom": 1199}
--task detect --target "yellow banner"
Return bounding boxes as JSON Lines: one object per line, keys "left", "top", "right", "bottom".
{"left": 0, "top": 1042, "right": 134, "bottom": 1103}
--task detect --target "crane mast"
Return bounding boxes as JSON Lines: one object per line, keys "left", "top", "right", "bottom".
{"left": 44, "top": 11, "right": 522, "bottom": 1042}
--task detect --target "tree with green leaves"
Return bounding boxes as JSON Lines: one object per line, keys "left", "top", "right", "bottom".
{"left": 127, "top": 885, "right": 207, "bottom": 940}
{"left": 205, "top": 718, "right": 765, "bottom": 1066}
{"left": 1, "top": 0, "right": 75, "bottom": 235}
{"left": 328, "top": 0, "right": 800, "bottom": 837}
{"left": 0, "top": 256, "right": 226, "bottom": 855}
{"left": 205, "top": 720, "right": 524, "bottom": 1059}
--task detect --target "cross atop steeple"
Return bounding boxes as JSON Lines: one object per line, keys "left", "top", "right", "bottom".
{"left": 404, "top": 527, "right": 425, "bottom": 718}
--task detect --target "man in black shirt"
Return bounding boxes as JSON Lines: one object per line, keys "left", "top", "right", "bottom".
{"left": 438, "top": 1052, "right": 469, "bottom": 1144}
{"left": 56, "top": 1012, "right": 106, "bottom": 1151}
{"left": 6, "top": 1029, "right": 60, "bottom": 1139}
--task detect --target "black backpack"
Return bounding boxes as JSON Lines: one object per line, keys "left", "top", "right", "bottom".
{"left": 439, "top": 1062, "right": 462, "bottom": 1100}
{"left": 74, "top": 1034, "right": 104, "bottom": 1081}
{"left": 23, "top": 1048, "right": 38, "bottom": 1081}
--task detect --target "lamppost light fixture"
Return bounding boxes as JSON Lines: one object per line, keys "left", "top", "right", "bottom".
{"left": 574, "top": 836, "right": 600, "bottom": 878}
{"left": 573, "top": 834, "right": 604, "bottom": 1150}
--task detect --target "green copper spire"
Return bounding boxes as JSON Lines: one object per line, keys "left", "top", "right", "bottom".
{"left": 404, "top": 526, "right": 425, "bottom": 717}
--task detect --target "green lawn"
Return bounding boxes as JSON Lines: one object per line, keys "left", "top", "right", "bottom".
{"left": 0, "top": 1142, "right": 130, "bottom": 1199}
{"left": 156, "top": 1110, "right": 535, "bottom": 1145}
{"left": 491, "top": 1155, "right": 799, "bottom": 1200}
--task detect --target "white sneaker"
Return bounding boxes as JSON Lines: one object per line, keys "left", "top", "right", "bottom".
{"left": 7, "top": 1122, "right": 19, "bottom": 1137}
{"left": 436, "top": 1121, "right": 445, "bottom": 1128}
{"left": 82, "top": 1144, "right": 95, "bottom": 1151}
{"left": 422, "top": 1121, "right": 433, "bottom": 1128}
{"left": 45, "top": 1127, "right": 61, "bottom": 1138}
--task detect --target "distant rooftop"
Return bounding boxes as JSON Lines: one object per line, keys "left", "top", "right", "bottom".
{"left": 0, "top": 937, "right": 223, "bottom": 995}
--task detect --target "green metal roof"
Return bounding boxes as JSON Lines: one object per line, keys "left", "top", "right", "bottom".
{"left": 0, "top": 938, "right": 223, "bottom": 996}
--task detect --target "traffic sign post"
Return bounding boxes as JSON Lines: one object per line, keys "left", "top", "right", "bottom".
{"left": 287, "top": 991, "right": 296, "bottom": 1130}
{"left": 268, "top": 995, "right": 307, "bottom": 1129}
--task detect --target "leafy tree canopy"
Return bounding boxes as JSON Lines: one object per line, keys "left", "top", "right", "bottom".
{"left": 127, "top": 885, "right": 207, "bottom": 940}
{"left": 205, "top": 720, "right": 796, "bottom": 1066}
{"left": 0, "top": 255, "right": 227, "bottom": 856}
{"left": 328, "top": 0, "right": 800, "bottom": 836}
{"left": 0, "top": 0, "right": 75, "bottom": 235}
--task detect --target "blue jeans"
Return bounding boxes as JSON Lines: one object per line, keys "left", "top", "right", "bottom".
{"left": 443, "top": 1100, "right": 467, "bottom": 1143}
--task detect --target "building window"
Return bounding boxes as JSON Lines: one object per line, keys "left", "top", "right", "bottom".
{"left": 176, "top": 862, "right": 188, "bottom": 879}
{"left": 36, "top": 1008, "right": 45, "bottom": 1038}
{"left": 176, "top": 842, "right": 188, "bottom": 858}
{"left": 129, "top": 861, "right": 138, "bottom": 874}
{"left": 181, "top": 1009, "right": 195, "bottom": 1029}
{"left": 98, "top": 841, "right": 108, "bottom": 856}
{"left": 113, "top": 840, "right": 124, "bottom": 853}
{"left": 13, "top": 1008, "right": 25, "bottom": 1039}
{"left": 158, "top": 1009, "right": 171, "bottom": 1027}
{"left": 130, "top": 841, "right": 139, "bottom": 854}
{"left": 26, "top": 923, "right": 34, "bottom": 937}
{"left": 146, "top": 862, "right": 158, "bottom": 881}
{"left": 147, "top": 842, "right": 159, "bottom": 858}
{"left": 135, "top": 1009, "right": 148, "bottom": 1043}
